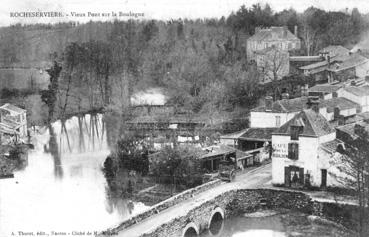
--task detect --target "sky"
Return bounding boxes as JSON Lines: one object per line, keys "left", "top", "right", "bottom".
{"left": 1, "top": 0, "right": 369, "bottom": 26}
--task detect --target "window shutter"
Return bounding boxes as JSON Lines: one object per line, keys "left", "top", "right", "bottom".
{"left": 285, "top": 166, "right": 290, "bottom": 186}
{"left": 294, "top": 143, "right": 299, "bottom": 160}
{"left": 299, "top": 168, "right": 304, "bottom": 185}
{"left": 288, "top": 143, "right": 292, "bottom": 159}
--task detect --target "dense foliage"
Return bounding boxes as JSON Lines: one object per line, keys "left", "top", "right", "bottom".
{"left": 1, "top": 4, "right": 369, "bottom": 124}
{"left": 150, "top": 146, "right": 203, "bottom": 188}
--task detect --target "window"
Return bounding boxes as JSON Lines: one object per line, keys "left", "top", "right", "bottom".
{"left": 290, "top": 125, "right": 301, "bottom": 140}
{"left": 288, "top": 143, "right": 299, "bottom": 160}
{"left": 275, "top": 116, "right": 281, "bottom": 127}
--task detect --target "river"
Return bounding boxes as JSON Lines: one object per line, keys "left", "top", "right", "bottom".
{"left": 0, "top": 114, "right": 148, "bottom": 236}
{"left": 199, "top": 210, "right": 352, "bottom": 237}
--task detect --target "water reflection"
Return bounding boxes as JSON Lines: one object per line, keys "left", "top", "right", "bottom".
{"left": 0, "top": 113, "right": 148, "bottom": 236}
{"left": 199, "top": 213, "right": 286, "bottom": 237}
{"left": 44, "top": 124, "right": 63, "bottom": 179}
{"left": 199, "top": 211, "right": 350, "bottom": 237}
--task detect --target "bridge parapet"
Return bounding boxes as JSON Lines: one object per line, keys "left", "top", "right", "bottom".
{"left": 100, "top": 179, "right": 223, "bottom": 236}
{"left": 102, "top": 188, "right": 360, "bottom": 237}
{"left": 139, "top": 189, "right": 328, "bottom": 237}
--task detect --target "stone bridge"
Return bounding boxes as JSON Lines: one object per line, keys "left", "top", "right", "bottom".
{"left": 141, "top": 189, "right": 314, "bottom": 237}
{"left": 101, "top": 164, "right": 359, "bottom": 237}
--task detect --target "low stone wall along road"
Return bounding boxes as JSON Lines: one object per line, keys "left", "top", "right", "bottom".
{"left": 103, "top": 163, "right": 272, "bottom": 237}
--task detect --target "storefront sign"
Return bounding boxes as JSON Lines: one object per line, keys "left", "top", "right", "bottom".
{"left": 272, "top": 143, "right": 288, "bottom": 158}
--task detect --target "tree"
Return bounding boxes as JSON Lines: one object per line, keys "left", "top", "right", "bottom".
{"left": 150, "top": 146, "right": 203, "bottom": 192}
{"left": 223, "top": 62, "right": 261, "bottom": 108}
{"left": 114, "top": 134, "right": 149, "bottom": 175}
{"left": 333, "top": 125, "right": 369, "bottom": 236}
{"left": 300, "top": 7, "right": 328, "bottom": 55}
{"left": 41, "top": 61, "right": 62, "bottom": 122}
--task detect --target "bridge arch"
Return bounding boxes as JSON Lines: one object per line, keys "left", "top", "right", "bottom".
{"left": 182, "top": 222, "right": 199, "bottom": 237}
{"left": 208, "top": 207, "right": 225, "bottom": 236}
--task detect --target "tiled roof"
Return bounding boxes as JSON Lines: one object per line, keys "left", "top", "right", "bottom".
{"left": 320, "top": 139, "right": 345, "bottom": 154}
{"left": 239, "top": 127, "right": 277, "bottom": 141}
{"left": 336, "top": 121, "right": 369, "bottom": 139}
{"left": 0, "top": 103, "right": 26, "bottom": 114}
{"left": 248, "top": 27, "right": 299, "bottom": 42}
{"left": 319, "top": 97, "right": 360, "bottom": 112}
{"left": 274, "top": 109, "right": 335, "bottom": 137}
{"left": 343, "top": 86, "right": 369, "bottom": 97}
{"left": 327, "top": 54, "right": 369, "bottom": 72}
{"left": 300, "top": 52, "right": 368, "bottom": 73}
{"left": 318, "top": 45, "right": 350, "bottom": 57}
{"left": 308, "top": 84, "right": 342, "bottom": 94}
{"left": 357, "top": 111, "right": 369, "bottom": 120}
{"left": 200, "top": 145, "right": 236, "bottom": 160}
{"left": 252, "top": 97, "right": 357, "bottom": 113}
{"left": 220, "top": 129, "right": 249, "bottom": 140}
{"left": 300, "top": 60, "right": 329, "bottom": 70}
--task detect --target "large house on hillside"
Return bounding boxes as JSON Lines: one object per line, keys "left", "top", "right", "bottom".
{"left": 247, "top": 26, "right": 301, "bottom": 61}
{"left": 247, "top": 26, "right": 301, "bottom": 81}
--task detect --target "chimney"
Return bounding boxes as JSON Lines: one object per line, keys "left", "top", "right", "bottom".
{"left": 307, "top": 96, "right": 319, "bottom": 113}
{"left": 265, "top": 96, "right": 273, "bottom": 112}
{"left": 294, "top": 25, "right": 298, "bottom": 37}
{"left": 334, "top": 107, "right": 340, "bottom": 120}
{"left": 338, "top": 116, "right": 345, "bottom": 126}
{"left": 282, "top": 93, "right": 289, "bottom": 100}
{"left": 283, "top": 26, "right": 287, "bottom": 37}
{"left": 354, "top": 124, "right": 365, "bottom": 136}
{"left": 301, "top": 84, "right": 309, "bottom": 97}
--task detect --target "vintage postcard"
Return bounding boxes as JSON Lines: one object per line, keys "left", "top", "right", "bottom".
{"left": 0, "top": 0, "right": 368, "bottom": 237}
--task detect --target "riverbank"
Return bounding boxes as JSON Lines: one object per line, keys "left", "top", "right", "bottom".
{"left": 0, "top": 144, "right": 29, "bottom": 177}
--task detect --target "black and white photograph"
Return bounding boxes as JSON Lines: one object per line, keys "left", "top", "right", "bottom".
{"left": 1, "top": 0, "right": 369, "bottom": 236}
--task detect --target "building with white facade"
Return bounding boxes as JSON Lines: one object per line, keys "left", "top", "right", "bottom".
{"left": 0, "top": 103, "right": 27, "bottom": 144}
{"left": 340, "top": 86, "right": 369, "bottom": 113}
{"left": 250, "top": 95, "right": 359, "bottom": 128}
{"left": 247, "top": 26, "right": 300, "bottom": 62}
{"left": 308, "top": 84, "right": 343, "bottom": 100}
{"left": 271, "top": 108, "right": 337, "bottom": 187}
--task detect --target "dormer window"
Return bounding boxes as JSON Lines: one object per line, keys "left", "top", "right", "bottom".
{"left": 290, "top": 125, "right": 302, "bottom": 140}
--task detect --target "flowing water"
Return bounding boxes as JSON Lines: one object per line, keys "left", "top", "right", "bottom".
{"left": 0, "top": 114, "right": 148, "bottom": 236}
{"left": 199, "top": 210, "right": 351, "bottom": 237}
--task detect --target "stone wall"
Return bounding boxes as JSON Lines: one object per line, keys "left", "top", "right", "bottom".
{"left": 104, "top": 179, "right": 223, "bottom": 235}
{"left": 312, "top": 201, "right": 362, "bottom": 231}
{"left": 140, "top": 189, "right": 359, "bottom": 237}
{"left": 141, "top": 190, "right": 237, "bottom": 237}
